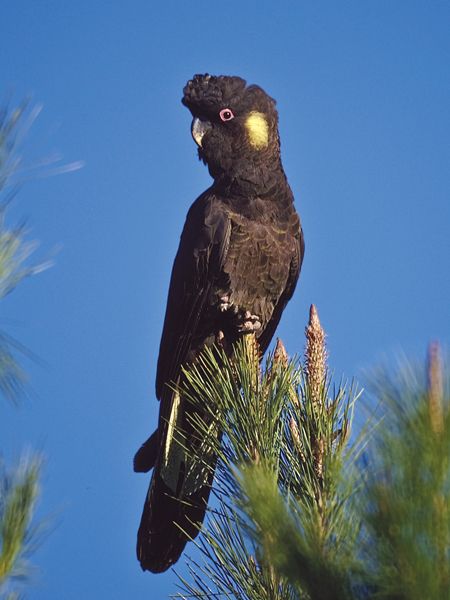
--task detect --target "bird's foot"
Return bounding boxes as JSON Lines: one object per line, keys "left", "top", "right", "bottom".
{"left": 219, "top": 295, "right": 233, "bottom": 312}
{"left": 237, "top": 310, "right": 262, "bottom": 333}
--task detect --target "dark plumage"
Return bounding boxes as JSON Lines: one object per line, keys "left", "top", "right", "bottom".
{"left": 134, "top": 74, "right": 304, "bottom": 573}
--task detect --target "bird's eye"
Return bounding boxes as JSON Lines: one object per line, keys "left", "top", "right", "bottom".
{"left": 219, "top": 108, "right": 234, "bottom": 122}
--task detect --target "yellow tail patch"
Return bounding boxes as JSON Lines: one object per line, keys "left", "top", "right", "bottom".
{"left": 245, "top": 111, "right": 269, "bottom": 150}
{"left": 164, "top": 390, "right": 181, "bottom": 465}
{"left": 161, "top": 390, "right": 185, "bottom": 493}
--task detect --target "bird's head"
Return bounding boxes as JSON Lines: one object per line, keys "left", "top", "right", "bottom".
{"left": 182, "top": 74, "right": 280, "bottom": 185}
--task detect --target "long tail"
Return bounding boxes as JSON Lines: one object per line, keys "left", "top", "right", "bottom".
{"left": 136, "top": 464, "right": 213, "bottom": 573}
{"left": 134, "top": 395, "right": 216, "bottom": 573}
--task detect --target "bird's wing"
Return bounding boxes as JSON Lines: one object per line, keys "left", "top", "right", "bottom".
{"left": 257, "top": 226, "right": 305, "bottom": 355}
{"left": 155, "top": 190, "right": 230, "bottom": 410}
{"left": 136, "top": 191, "right": 231, "bottom": 573}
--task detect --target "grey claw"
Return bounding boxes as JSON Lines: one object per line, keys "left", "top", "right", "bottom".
{"left": 239, "top": 312, "right": 262, "bottom": 333}
{"left": 219, "top": 295, "right": 233, "bottom": 313}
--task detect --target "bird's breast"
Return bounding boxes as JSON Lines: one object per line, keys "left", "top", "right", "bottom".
{"left": 217, "top": 215, "right": 296, "bottom": 326}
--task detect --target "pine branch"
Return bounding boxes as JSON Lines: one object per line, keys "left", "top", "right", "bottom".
{"left": 175, "top": 306, "right": 362, "bottom": 599}
{"left": 0, "top": 457, "right": 41, "bottom": 591}
{"left": 0, "top": 100, "right": 52, "bottom": 597}
{"left": 241, "top": 306, "right": 363, "bottom": 600}
{"left": 0, "top": 102, "right": 51, "bottom": 405}
{"left": 362, "top": 343, "right": 450, "bottom": 599}
{"left": 173, "top": 303, "right": 449, "bottom": 600}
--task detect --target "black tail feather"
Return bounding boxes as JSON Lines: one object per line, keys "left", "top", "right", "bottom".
{"left": 134, "top": 429, "right": 159, "bottom": 473}
{"left": 136, "top": 468, "right": 213, "bottom": 573}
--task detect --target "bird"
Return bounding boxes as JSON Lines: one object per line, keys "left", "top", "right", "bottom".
{"left": 134, "top": 74, "right": 304, "bottom": 573}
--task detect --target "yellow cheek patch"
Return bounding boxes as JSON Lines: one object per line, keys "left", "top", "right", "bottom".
{"left": 245, "top": 111, "right": 269, "bottom": 150}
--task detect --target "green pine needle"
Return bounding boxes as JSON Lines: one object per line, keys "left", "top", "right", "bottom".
{"left": 0, "top": 457, "right": 40, "bottom": 587}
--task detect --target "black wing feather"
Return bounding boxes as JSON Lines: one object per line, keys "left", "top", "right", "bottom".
{"left": 156, "top": 189, "right": 230, "bottom": 403}
{"left": 136, "top": 190, "right": 231, "bottom": 573}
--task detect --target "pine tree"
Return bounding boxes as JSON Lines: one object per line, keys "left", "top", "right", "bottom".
{"left": 174, "top": 306, "right": 449, "bottom": 599}
{"left": 0, "top": 103, "right": 45, "bottom": 599}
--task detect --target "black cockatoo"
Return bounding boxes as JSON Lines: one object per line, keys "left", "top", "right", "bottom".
{"left": 134, "top": 74, "right": 304, "bottom": 573}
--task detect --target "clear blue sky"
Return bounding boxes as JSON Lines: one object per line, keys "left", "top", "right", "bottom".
{"left": 2, "top": 1, "right": 449, "bottom": 598}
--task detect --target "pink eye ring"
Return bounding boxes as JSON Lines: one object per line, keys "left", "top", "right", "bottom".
{"left": 219, "top": 108, "right": 234, "bottom": 122}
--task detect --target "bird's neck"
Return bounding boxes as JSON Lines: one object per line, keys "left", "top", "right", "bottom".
{"left": 212, "top": 155, "right": 287, "bottom": 199}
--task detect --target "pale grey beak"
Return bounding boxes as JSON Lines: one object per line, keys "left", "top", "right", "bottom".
{"left": 191, "top": 118, "right": 212, "bottom": 148}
